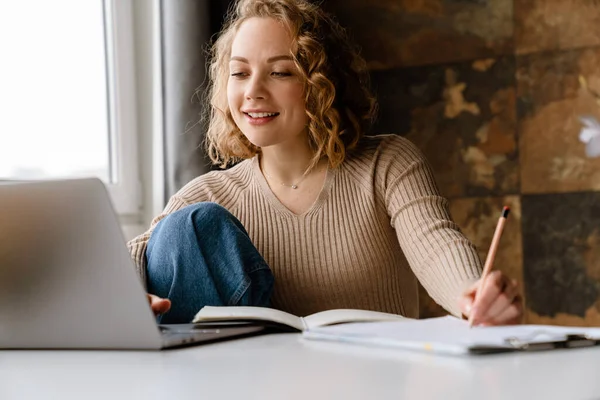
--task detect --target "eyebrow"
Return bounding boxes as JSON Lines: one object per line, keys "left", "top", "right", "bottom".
{"left": 229, "top": 55, "right": 293, "bottom": 63}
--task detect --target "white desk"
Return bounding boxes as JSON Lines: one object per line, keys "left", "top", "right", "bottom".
{"left": 2, "top": 333, "right": 599, "bottom": 400}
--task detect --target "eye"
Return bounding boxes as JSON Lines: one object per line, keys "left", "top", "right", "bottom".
{"left": 230, "top": 72, "right": 248, "bottom": 78}
{"left": 271, "top": 71, "right": 292, "bottom": 77}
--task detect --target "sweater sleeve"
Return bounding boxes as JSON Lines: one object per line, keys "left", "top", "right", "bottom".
{"left": 381, "top": 136, "right": 482, "bottom": 317}
{"left": 126, "top": 195, "right": 191, "bottom": 288}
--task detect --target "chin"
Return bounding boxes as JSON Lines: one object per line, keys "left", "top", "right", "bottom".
{"left": 242, "top": 128, "right": 281, "bottom": 147}
{"left": 241, "top": 131, "right": 278, "bottom": 149}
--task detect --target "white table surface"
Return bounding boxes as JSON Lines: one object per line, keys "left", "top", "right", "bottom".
{"left": 2, "top": 333, "right": 600, "bottom": 400}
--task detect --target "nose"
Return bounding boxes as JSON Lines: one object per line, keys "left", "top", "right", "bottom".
{"left": 245, "top": 75, "right": 267, "bottom": 100}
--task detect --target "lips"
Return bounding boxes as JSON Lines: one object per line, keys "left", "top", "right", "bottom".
{"left": 242, "top": 111, "right": 280, "bottom": 125}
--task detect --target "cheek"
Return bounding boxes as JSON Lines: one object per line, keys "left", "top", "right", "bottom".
{"left": 227, "top": 80, "right": 245, "bottom": 110}
{"left": 226, "top": 82, "right": 237, "bottom": 109}
{"left": 285, "top": 84, "right": 306, "bottom": 112}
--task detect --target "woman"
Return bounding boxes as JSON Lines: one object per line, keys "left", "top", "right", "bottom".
{"left": 128, "top": 0, "right": 522, "bottom": 326}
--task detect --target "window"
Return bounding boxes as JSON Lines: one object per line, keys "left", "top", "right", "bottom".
{"left": 0, "top": 0, "right": 141, "bottom": 215}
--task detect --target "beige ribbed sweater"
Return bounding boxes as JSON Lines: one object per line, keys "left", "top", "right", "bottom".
{"left": 128, "top": 134, "right": 481, "bottom": 318}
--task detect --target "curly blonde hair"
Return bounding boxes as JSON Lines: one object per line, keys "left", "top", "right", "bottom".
{"left": 204, "top": 0, "right": 377, "bottom": 170}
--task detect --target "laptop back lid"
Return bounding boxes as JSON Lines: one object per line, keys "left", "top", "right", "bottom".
{"left": 0, "top": 178, "right": 163, "bottom": 349}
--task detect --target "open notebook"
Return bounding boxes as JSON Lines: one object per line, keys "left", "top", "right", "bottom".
{"left": 302, "top": 316, "right": 600, "bottom": 356}
{"left": 193, "top": 306, "right": 406, "bottom": 331}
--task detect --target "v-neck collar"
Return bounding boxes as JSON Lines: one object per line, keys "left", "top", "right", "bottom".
{"left": 252, "top": 156, "right": 335, "bottom": 218}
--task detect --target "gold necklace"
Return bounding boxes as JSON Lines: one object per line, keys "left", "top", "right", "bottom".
{"left": 262, "top": 163, "right": 313, "bottom": 190}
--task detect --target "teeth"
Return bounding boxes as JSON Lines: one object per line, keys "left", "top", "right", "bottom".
{"left": 247, "top": 112, "right": 277, "bottom": 118}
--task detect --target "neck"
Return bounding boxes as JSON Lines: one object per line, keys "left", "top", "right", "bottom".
{"left": 260, "top": 140, "right": 317, "bottom": 183}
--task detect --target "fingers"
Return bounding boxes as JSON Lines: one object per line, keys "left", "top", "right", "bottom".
{"left": 478, "top": 296, "right": 523, "bottom": 326}
{"left": 469, "top": 271, "right": 503, "bottom": 323}
{"left": 490, "top": 296, "right": 523, "bottom": 325}
{"left": 147, "top": 294, "right": 172, "bottom": 316}
{"left": 484, "top": 278, "right": 519, "bottom": 321}
{"left": 471, "top": 274, "right": 523, "bottom": 326}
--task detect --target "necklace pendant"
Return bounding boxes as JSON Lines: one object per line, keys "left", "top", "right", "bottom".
{"left": 291, "top": 185, "right": 298, "bottom": 189}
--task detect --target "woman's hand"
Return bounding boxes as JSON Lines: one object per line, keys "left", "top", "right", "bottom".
{"left": 147, "top": 294, "right": 171, "bottom": 316}
{"left": 459, "top": 271, "right": 523, "bottom": 326}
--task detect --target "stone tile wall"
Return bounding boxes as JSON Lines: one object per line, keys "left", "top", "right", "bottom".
{"left": 322, "top": 0, "right": 600, "bottom": 325}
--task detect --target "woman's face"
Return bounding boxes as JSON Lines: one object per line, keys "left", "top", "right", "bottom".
{"left": 227, "top": 17, "right": 308, "bottom": 149}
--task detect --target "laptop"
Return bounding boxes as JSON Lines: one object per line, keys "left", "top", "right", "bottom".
{"left": 0, "top": 178, "right": 263, "bottom": 349}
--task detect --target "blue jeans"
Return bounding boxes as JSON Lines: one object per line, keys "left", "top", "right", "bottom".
{"left": 146, "top": 202, "right": 274, "bottom": 324}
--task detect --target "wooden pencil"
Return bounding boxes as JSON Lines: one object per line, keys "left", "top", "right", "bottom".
{"left": 468, "top": 206, "right": 510, "bottom": 327}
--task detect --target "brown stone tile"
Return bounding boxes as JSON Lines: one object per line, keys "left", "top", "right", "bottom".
{"left": 526, "top": 306, "right": 600, "bottom": 327}
{"left": 518, "top": 47, "right": 600, "bottom": 194}
{"left": 449, "top": 196, "right": 524, "bottom": 289}
{"left": 371, "top": 57, "right": 519, "bottom": 198}
{"left": 419, "top": 195, "right": 526, "bottom": 320}
{"left": 321, "top": 0, "right": 514, "bottom": 69}
{"left": 522, "top": 192, "right": 600, "bottom": 327}
{"left": 515, "top": 0, "right": 600, "bottom": 55}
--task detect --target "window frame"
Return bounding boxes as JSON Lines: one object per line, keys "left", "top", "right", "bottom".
{"left": 103, "top": 0, "right": 142, "bottom": 215}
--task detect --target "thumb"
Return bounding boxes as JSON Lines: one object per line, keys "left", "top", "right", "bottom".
{"left": 459, "top": 280, "right": 480, "bottom": 318}
{"left": 461, "top": 279, "right": 481, "bottom": 298}
{"left": 459, "top": 294, "right": 475, "bottom": 318}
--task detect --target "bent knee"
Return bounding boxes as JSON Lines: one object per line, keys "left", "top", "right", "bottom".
{"left": 158, "top": 202, "right": 235, "bottom": 234}
{"left": 188, "top": 202, "right": 231, "bottom": 220}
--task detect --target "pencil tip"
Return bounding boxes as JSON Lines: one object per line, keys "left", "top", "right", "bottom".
{"left": 502, "top": 206, "right": 510, "bottom": 218}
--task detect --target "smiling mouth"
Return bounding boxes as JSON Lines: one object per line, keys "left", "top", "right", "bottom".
{"left": 244, "top": 112, "right": 280, "bottom": 119}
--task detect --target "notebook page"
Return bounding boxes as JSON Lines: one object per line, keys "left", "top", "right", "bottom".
{"left": 304, "top": 309, "right": 407, "bottom": 329}
{"left": 193, "top": 306, "right": 304, "bottom": 331}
